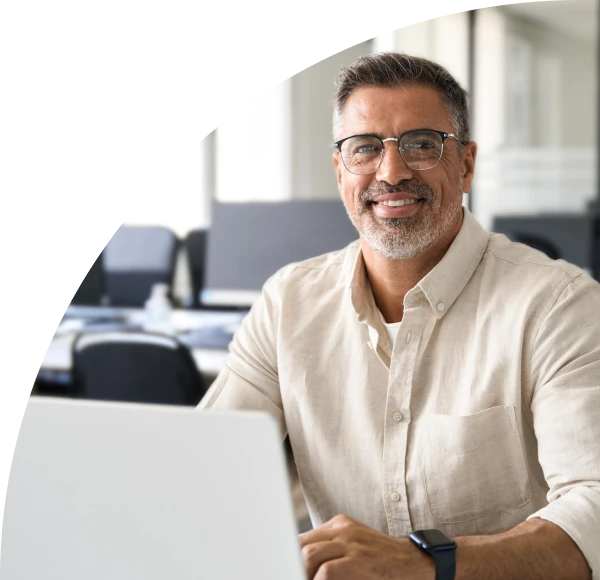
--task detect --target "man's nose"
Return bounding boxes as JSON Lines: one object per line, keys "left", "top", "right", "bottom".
{"left": 375, "top": 142, "right": 415, "bottom": 185}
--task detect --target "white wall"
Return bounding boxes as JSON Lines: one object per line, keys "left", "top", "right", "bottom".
{"left": 290, "top": 41, "right": 372, "bottom": 200}
{"left": 473, "top": 7, "right": 506, "bottom": 155}
{"left": 472, "top": 5, "right": 597, "bottom": 231}
{"left": 215, "top": 79, "right": 292, "bottom": 203}
{"left": 374, "top": 13, "right": 470, "bottom": 92}
{"left": 506, "top": 9, "right": 596, "bottom": 148}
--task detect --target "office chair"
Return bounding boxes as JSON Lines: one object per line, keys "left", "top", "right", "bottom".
{"left": 72, "top": 331, "right": 206, "bottom": 406}
{"left": 103, "top": 225, "right": 180, "bottom": 307}
{"left": 183, "top": 229, "right": 208, "bottom": 308}
{"left": 513, "top": 233, "right": 561, "bottom": 260}
{"left": 71, "top": 251, "right": 106, "bottom": 306}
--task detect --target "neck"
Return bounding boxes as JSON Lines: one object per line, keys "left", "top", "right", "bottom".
{"left": 362, "top": 212, "right": 464, "bottom": 323}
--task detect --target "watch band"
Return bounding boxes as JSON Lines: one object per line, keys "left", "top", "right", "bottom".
{"left": 432, "top": 549, "right": 456, "bottom": 580}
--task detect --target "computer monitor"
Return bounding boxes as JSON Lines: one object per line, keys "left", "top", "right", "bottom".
{"left": 202, "top": 200, "right": 358, "bottom": 307}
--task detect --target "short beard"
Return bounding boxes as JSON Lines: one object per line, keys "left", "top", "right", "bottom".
{"left": 344, "top": 179, "right": 464, "bottom": 260}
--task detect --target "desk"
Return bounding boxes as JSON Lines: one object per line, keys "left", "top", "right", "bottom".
{"left": 37, "top": 305, "right": 311, "bottom": 527}
{"left": 39, "top": 305, "right": 246, "bottom": 380}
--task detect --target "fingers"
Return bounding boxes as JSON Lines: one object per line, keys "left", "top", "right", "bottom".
{"left": 299, "top": 527, "right": 336, "bottom": 548}
{"left": 299, "top": 516, "right": 364, "bottom": 580}
{"left": 302, "top": 540, "right": 346, "bottom": 580}
{"left": 314, "top": 557, "right": 354, "bottom": 580}
{"left": 300, "top": 514, "right": 360, "bottom": 544}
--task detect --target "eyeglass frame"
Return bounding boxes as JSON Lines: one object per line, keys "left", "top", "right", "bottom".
{"left": 333, "top": 129, "right": 468, "bottom": 175}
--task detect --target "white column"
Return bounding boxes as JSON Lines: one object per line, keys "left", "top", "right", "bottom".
{"left": 215, "top": 80, "right": 292, "bottom": 202}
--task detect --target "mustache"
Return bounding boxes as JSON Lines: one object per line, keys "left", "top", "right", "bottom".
{"left": 360, "top": 180, "right": 435, "bottom": 203}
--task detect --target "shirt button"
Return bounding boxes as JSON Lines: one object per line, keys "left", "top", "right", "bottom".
{"left": 390, "top": 492, "right": 401, "bottom": 502}
{"left": 437, "top": 302, "right": 445, "bottom": 312}
{"left": 393, "top": 412, "right": 403, "bottom": 422}
{"left": 367, "top": 341, "right": 373, "bottom": 349}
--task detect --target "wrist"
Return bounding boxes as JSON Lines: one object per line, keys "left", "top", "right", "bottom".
{"left": 398, "top": 536, "right": 436, "bottom": 580}
{"left": 455, "top": 535, "right": 491, "bottom": 580}
{"left": 410, "top": 529, "right": 457, "bottom": 580}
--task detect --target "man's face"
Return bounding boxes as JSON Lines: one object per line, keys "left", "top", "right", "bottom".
{"left": 333, "top": 85, "right": 477, "bottom": 260}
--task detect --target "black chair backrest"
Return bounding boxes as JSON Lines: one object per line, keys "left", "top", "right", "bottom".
{"left": 103, "top": 225, "right": 180, "bottom": 307}
{"left": 72, "top": 332, "right": 206, "bottom": 406}
{"left": 513, "top": 233, "right": 561, "bottom": 260}
{"left": 71, "top": 252, "right": 106, "bottom": 306}
{"left": 184, "top": 229, "right": 208, "bottom": 308}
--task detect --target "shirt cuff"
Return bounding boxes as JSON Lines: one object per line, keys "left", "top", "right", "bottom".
{"left": 527, "top": 486, "right": 600, "bottom": 579}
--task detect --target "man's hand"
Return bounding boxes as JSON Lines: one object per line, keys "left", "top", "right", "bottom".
{"left": 299, "top": 514, "right": 435, "bottom": 580}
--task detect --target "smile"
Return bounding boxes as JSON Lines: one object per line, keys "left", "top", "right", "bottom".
{"left": 369, "top": 197, "right": 424, "bottom": 219}
{"left": 374, "top": 199, "right": 419, "bottom": 207}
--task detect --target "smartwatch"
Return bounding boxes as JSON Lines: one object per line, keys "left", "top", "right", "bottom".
{"left": 409, "top": 529, "right": 456, "bottom": 580}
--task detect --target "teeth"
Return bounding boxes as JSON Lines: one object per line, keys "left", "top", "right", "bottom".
{"left": 378, "top": 199, "right": 418, "bottom": 207}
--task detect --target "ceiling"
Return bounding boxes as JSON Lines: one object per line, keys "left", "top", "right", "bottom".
{"left": 503, "top": 0, "right": 597, "bottom": 42}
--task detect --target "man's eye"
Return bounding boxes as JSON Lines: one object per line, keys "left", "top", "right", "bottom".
{"left": 407, "top": 140, "right": 436, "bottom": 150}
{"left": 355, "top": 145, "right": 381, "bottom": 155}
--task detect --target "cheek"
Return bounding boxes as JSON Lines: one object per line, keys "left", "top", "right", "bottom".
{"left": 421, "top": 169, "right": 458, "bottom": 205}
{"left": 435, "top": 158, "right": 464, "bottom": 198}
{"left": 340, "top": 175, "right": 368, "bottom": 205}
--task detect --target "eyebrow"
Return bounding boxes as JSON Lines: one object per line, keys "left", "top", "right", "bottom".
{"left": 403, "top": 127, "right": 437, "bottom": 133}
{"left": 350, "top": 127, "right": 439, "bottom": 139}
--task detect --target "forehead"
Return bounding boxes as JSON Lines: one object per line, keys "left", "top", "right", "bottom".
{"left": 339, "top": 85, "right": 452, "bottom": 137}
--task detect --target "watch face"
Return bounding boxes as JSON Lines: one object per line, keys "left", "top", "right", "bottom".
{"left": 410, "top": 529, "right": 456, "bottom": 551}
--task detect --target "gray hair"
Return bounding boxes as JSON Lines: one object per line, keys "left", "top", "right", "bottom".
{"left": 333, "top": 52, "right": 470, "bottom": 143}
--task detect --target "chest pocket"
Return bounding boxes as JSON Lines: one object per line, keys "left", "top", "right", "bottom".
{"left": 423, "top": 405, "right": 532, "bottom": 523}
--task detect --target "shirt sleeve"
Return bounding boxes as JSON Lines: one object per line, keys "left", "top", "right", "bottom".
{"left": 197, "top": 275, "right": 286, "bottom": 439}
{"left": 527, "top": 272, "right": 600, "bottom": 578}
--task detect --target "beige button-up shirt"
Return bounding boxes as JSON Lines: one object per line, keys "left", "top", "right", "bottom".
{"left": 200, "top": 209, "right": 600, "bottom": 576}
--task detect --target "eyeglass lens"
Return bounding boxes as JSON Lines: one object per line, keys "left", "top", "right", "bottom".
{"left": 340, "top": 130, "right": 444, "bottom": 175}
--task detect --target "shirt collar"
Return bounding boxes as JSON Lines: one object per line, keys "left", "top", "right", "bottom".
{"left": 346, "top": 241, "right": 373, "bottom": 324}
{"left": 417, "top": 208, "right": 489, "bottom": 318}
{"left": 346, "top": 207, "right": 490, "bottom": 320}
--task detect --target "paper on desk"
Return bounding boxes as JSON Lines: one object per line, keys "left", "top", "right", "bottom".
{"left": 54, "top": 318, "right": 85, "bottom": 336}
{"left": 169, "top": 311, "right": 246, "bottom": 333}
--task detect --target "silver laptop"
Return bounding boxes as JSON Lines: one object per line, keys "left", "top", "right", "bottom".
{"left": 1, "top": 397, "right": 305, "bottom": 580}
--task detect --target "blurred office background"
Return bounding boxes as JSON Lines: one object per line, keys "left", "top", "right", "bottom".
{"left": 34, "top": 0, "right": 597, "bottom": 529}
{"left": 130, "top": 0, "right": 598, "bottom": 286}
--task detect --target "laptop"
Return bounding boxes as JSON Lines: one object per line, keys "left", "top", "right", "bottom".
{"left": 1, "top": 397, "right": 305, "bottom": 580}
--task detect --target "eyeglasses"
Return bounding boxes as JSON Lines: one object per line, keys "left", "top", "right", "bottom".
{"left": 334, "top": 129, "right": 464, "bottom": 175}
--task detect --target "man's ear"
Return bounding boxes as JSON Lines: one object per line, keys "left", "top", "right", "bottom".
{"left": 461, "top": 141, "right": 478, "bottom": 193}
{"left": 333, "top": 151, "right": 344, "bottom": 194}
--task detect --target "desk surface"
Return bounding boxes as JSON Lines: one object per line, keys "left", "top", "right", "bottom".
{"left": 40, "top": 305, "right": 246, "bottom": 377}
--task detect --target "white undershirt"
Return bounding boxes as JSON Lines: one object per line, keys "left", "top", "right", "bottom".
{"left": 378, "top": 310, "right": 402, "bottom": 349}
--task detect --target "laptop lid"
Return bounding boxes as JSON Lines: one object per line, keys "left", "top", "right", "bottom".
{"left": 1, "top": 397, "right": 305, "bottom": 580}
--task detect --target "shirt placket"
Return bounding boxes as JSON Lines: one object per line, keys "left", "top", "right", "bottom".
{"left": 380, "top": 299, "right": 430, "bottom": 537}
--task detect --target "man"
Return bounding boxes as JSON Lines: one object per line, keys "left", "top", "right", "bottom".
{"left": 199, "top": 53, "right": 599, "bottom": 579}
